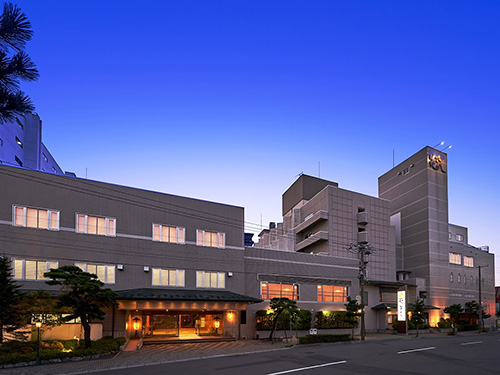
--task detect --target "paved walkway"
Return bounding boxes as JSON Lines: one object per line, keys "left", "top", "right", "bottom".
{"left": 0, "top": 331, "right": 496, "bottom": 375}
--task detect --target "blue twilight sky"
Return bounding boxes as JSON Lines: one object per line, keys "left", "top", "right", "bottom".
{"left": 13, "top": 1, "right": 500, "bottom": 283}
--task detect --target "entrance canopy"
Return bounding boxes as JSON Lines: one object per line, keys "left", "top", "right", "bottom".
{"left": 116, "top": 288, "right": 261, "bottom": 310}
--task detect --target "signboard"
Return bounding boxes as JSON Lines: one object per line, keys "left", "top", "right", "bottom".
{"left": 397, "top": 291, "right": 406, "bottom": 321}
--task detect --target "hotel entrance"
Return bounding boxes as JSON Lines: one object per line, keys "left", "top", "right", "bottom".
{"left": 143, "top": 312, "right": 224, "bottom": 339}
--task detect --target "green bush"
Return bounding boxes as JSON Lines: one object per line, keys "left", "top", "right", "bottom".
{"left": 299, "top": 334, "right": 351, "bottom": 344}
{"left": 408, "top": 321, "right": 429, "bottom": 330}
{"left": 256, "top": 309, "right": 312, "bottom": 331}
{"left": 437, "top": 318, "right": 452, "bottom": 329}
{"left": 0, "top": 337, "right": 123, "bottom": 365}
{"left": 115, "top": 337, "right": 126, "bottom": 346}
{"left": 315, "top": 311, "right": 358, "bottom": 329}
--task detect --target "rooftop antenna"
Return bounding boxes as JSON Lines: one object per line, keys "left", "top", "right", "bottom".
{"left": 440, "top": 145, "right": 452, "bottom": 152}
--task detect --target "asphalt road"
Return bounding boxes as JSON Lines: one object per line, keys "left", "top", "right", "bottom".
{"left": 89, "top": 332, "right": 500, "bottom": 375}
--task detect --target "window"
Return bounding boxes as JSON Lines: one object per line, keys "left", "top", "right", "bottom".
{"left": 152, "top": 224, "right": 185, "bottom": 244}
{"left": 457, "top": 274, "right": 461, "bottom": 283}
{"left": 196, "top": 230, "right": 225, "bottom": 248}
{"left": 449, "top": 232, "right": 452, "bottom": 240}
{"left": 42, "top": 153, "right": 48, "bottom": 162}
{"left": 449, "top": 252, "right": 461, "bottom": 265}
{"left": 13, "top": 259, "right": 58, "bottom": 280}
{"left": 464, "top": 275, "right": 466, "bottom": 285}
{"left": 0, "top": 137, "right": 3, "bottom": 146}
{"left": 196, "top": 271, "right": 225, "bottom": 288}
{"left": 450, "top": 272, "right": 453, "bottom": 283}
{"left": 456, "top": 234, "right": 464, "bottom": 242}
{"left": 402, "top": 167, "right": 409, "bottom": 175}
{"left": 261, "top": 282, "right": 299, "bottom": 300}
{"left": 152, "top": 268, "right": 185, "bottom": 287}
{"left": 15, "top": 136, "right": 23, "bottom": 148}
{"left": 464, "top": 256, "right": 474, "bottom": 268}
{"left": 317, "top": 285, "right": 348, "bottom": 302}
{"left": 76, "top": 214, "right": 116, "bottom": 236}
{"left": 15, "top": 156, "right": 22, "bottom": 166}
{"left": 13, "top": 206, "right": 60, "bottom": 230}
{"left": 470, "top": 275, "right": 474, "bottom": 285}
{"left": 75, "top": 263, "right": 115, "bottom": 284}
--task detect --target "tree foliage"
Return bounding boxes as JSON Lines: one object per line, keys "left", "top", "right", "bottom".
{"left": 0, "top": 256, "right": 22, "bottom": 342}
{"left": 410, "top": 298, "right": 425, "bottom": 337}
{"left": 267, "top": 298, "right": 298, "bottom": 341}
{"left": 344, "top": 296, "right": 361, "bottom": 339}
{"left": 0, "top": 2, "right": 39, "bottom": 122}
{"left": 44, "top": 266, "right": 117, "bottom": 348}
{"left": 444, "top": 303, "right": 463, "bottom": 334}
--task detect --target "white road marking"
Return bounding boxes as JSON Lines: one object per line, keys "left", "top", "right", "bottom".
{"left": 397, "top": 347, "right": 436, "bottom": 354}
{"left": 266, "top": 360, "right": 347, "bottom": 375}
{"left": 460, "top": 341, "right": 482, "bottom": 346}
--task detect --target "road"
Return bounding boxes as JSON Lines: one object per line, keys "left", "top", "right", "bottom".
{"left": 89, "top": 332, "right": 500, "bottom": 375}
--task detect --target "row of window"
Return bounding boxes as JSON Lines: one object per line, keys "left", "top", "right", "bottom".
{"left": 449, "top": 252, "right": 474, "bottom": 267}
{"left": 450, "top": 272, "right": 484, "bottom": 285}
{"left": 260, "top": 282, "right": 349, "bottom": 302}
{"left": 12, "top": 259, "right": 226, "bottom": 288}
{"left": 12, "top": 205, "right": 225, "bottom": 248}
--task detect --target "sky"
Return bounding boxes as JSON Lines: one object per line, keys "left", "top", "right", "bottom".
{"left": 13, "top": 1, "right": 500, "bottom": 283}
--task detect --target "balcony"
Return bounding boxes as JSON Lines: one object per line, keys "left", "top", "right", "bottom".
{"left": 357, "top": 231, "right": 368, "bottom": 244}
{"left": 357, "top": 211, "right": 368, "bottom": 225}
{"left": 296, "top": 231, "right": 329, "bottom": 252}
{"left": 295, "top": 210, "right": 328, "bottom": 234}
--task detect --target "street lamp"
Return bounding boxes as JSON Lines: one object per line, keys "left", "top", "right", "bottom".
{"left": 35, "top": 321, "right": 42, "bottom": 366}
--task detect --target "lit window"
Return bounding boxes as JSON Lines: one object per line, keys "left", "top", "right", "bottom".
{"left": 458, "top": 274, "right": 461, "bottom": 283}
{"left": 75, "top": 263, "right": 116, "bottom": 284}
{"left": 76, "top": 214, "right": 116, "bottom": 236}
{"left": 152, "top": 268, "right": 185, "bottom": 287}
{"left": 196, "top": 271, "right": 225, "bottom": 288}
{"left": 196, "top": 230, "right": 225, "bottom": 248}
{"left": 152, "top": 224, "right": 185, "bottom": 244}
{"left": 261, "top": 282, "right": 299, "bottom": 300}
{"left": 449, "top": 252, "right": 461, "bottom": 265}
{"left": 464, "top": 256, "right": 474, "bottom": 268}
{"left": 13, "top": 205, "right": 60, "bottom": 230}
{"left": 317, "top": 285, "right": 348, "bottom": 302}
{"left": 15, "top": 136, "right": 23, "bottom": 148}
{"left": 13, "top": 259, "right": 58, "bottom": 280}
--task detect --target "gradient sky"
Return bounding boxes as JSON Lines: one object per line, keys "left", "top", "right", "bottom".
{"left": 13, "top": 1, "right": 500, "bottom": 283}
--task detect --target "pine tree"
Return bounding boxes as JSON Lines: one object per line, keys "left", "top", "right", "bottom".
{"left": 0, "top": 256, "right": 21, "bottom": 342}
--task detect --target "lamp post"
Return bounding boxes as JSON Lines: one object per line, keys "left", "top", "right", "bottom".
{"left": 35, "top": 321, "right": 42, "bottom": 366}
{"left": 214, "top": 316, "right": 220, "bottom": 334}
{"left": 132, "top": 317, "right": 140, "bottom": 339}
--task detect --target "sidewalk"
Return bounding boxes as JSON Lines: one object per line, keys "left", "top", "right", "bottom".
{"left": 1, "top": 331, "right": 497, "bottom": 375}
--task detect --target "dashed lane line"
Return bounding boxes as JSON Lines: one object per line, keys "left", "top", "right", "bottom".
{"left": 397, "top": 347, "right": 436, "bottom": 354}
{"left": 460, "top": 341, "right": 483, "bottom": 346}
{"left": 266, "top": 361, "right": 347, "bottom": 375}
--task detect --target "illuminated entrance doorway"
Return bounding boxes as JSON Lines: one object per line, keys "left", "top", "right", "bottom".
{"left": 144, "top": 312, "right": 223, "bottom": 338}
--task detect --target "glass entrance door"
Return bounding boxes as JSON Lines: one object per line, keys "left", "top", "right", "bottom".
{"left": 151, "top": 314, "right": 178, "bottom": 336}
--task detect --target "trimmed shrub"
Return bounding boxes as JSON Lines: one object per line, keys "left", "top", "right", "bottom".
{"left": 256, "top": 309, "right": 311, "bottom": 331}
{"left": 315, "top": 311, "right": 358, "bottom": 329}
{"left": 299, "top": 334, "right": 351, "bottom": 344}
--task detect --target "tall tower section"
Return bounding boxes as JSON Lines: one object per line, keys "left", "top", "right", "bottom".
{"left": 378, "top": 146, "right": 450, "bottom": 312}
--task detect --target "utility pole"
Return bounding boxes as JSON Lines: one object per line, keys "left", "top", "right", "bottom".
{"left": 478, "top": 265, "right": 488, "bottom": 333}
{"left": 347, "top": 243, "right": 373, "bottom": 341}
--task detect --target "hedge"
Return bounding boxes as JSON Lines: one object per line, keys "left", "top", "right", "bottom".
{"left": 256, "top": 309, "right": 312, "bottom": 330}
{"left": 0, "top": 337, "right": 126, "bottom": 366}
{"left": 299, "top": 334, "right": 351, "bottom": 344}
{"left": 315, "top": 311, "right": 358, "bottom": 329}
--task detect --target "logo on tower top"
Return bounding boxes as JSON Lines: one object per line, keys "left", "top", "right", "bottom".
{"left": 427, "top": 151, "right": 447, "bottom": 173}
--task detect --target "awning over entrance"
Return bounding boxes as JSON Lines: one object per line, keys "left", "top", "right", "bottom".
{"left": 116, "top": 288, "right": 262, "bottom": 303}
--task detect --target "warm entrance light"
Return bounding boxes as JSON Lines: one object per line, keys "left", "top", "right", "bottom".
{"left": 133, "top": 319, "right": 140, "bottom": 331}
{"left": 227, "top": 311, "right": 235, "bottom": 322}
{"left": 214, "top": 319, "right": 220, "bottom": 329}
{"left": 35, "top": 321, "right": 42, "bottom": 328}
